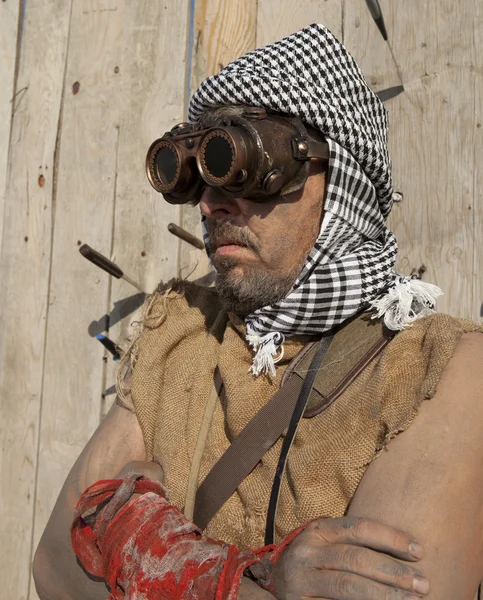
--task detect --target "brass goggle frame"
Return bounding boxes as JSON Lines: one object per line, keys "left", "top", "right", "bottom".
{"left": 146, "top": 106, "right": 329, "bottom": 205}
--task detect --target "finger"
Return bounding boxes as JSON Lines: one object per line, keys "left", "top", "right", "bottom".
{"left": 304, "top": 569, "right": 426, "bottom": 600}
{"left": 305, "top": 517, "right": 423, "bottom": 561}
{"left": 306, "top": 544, "right": 429, "bottom": 595}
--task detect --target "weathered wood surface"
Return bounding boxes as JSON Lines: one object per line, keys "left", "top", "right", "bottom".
{"left": 0, "top": 0, "right": 20, "bottom": 260}
{"left": 0, "top": 2, "right": 74, "bottom": 598}
{"left": 31, "top": 0, "right": 127, "bottom": 574}
{"left": 344, "top": 0, "right": 482, "bottom": 321}
{"left": 0, "top": 2, "right": 481, "bottom": 599}
{"left": 104, "top": 0, "right": 190, "bottom": 416}
{"left": 256, "top": 0, "right": 342, "bottom": 44}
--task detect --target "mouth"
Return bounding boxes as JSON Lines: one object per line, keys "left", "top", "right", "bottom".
{"left": 214, "top": 241, "right": 250, "bottom": 256}
{"left": 207, "top": 222, "right": 260, "bottom": 260}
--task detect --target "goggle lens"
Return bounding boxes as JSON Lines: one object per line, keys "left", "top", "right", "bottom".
{"left": 203, "top": 136, "right": 234, "bottom": 179}
{"left": 156, "top": 146, "right": 178, "bottom": 186}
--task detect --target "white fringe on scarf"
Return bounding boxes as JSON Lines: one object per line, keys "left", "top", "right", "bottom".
{"left": 246, "top": 331, "right": 285, "bottom": 377}
{"left": 369, "top": 276, "right": 444, "bottom": 331}
{"left": 246, "top": 277, "right": 443, "bottom": 377}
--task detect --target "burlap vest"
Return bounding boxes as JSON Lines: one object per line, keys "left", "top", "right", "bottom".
{"left": 118, "top": 279, "right": 481, "bottom": 550}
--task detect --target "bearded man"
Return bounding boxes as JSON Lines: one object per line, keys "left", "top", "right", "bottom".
{"left": 33, "top": 24, "right": 483, "bottom": 600}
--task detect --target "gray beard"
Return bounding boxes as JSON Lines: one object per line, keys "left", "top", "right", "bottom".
{"left": 205, "top": 219, "right": 307, "bottom": 315}
{"left": 215, "top": 255, "right": 305, "bottom": 315}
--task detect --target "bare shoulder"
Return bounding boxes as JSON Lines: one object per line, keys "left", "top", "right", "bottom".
{"left": 432, "top": 331, "right": 483, "bottom": 420}
{"left": 441, "top": 330, "right": 483, "bottom": 374}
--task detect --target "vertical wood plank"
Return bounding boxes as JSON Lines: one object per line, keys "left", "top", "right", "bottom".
{"left": 344, "top": 0, "right": 480, "bottom": 320}
{"left": 0, "top": 1, "right": 73, "bottom": 598}
{"left": 474, "top": 4, "right": 483, "bottom": 326}
{"left": 0, "top": 0, "right": 20, "bottom": 258}
{"left": 256, "top": 0, "right": 343, "bottom": 45}
{"left": 180, "top": 0, "right": 258, "bottom": 280}
{"left": 31, "top": 0, "right": 126, "bottom": 577}
{"left": 104, "top": 1, "right": 190, "bottom": 415}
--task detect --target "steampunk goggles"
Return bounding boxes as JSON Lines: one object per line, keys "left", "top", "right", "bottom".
{"left": 146, "top": 107, "right": 329, "bottom": 204}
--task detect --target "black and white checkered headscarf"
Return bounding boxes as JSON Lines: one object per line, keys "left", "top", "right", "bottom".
{"left": 189, "top": 24, "right": 442, "bottom": 375}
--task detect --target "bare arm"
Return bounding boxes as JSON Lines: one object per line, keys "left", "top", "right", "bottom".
{"left": 33, "top": 402, "right": 147, "bottom": 600}
{"left": 348, "top": 332, "right": 483, "bottom": 599}
{"left": 33, "top": 402, "right": 273, "bottom": 600}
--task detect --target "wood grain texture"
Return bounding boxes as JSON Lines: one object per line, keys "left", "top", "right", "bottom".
{"left": 474, "top": 4, "right": 483, "bottom": 325}
{"left": 0, "top": 1, "right": 74, "bottom": 598}
{"left": 256, "top": 0, "right": 343, "bottom": 45}
{"left": 344, "top": 0, "right": 481, "bottom": 321}
{"left": 31, "top": 0, "right": 126, "bottom": 580}
{"left": 104, "top": 0, "right": 190, "bottom": 416}
{"left": 180, "top": 0, "right": 258, "bottom": 280}
{"left": 0, "top": 0, "right": 20, "bottom": 261}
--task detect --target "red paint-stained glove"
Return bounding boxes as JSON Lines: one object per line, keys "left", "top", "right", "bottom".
{"left": 71, "top": 474, "right": 316, "bottom": 599}
{"left": 72, "top": 474, "right": 259, "bottom": 599}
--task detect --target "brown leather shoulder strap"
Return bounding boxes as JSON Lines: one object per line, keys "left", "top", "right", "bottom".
{"left": 193, "top": 315, "right": 396, "bottom": 530}
{"left": 193, "top": 372, "right": 304, "bottom": 530}
{"left": 283, "top": 314, "right": 396, "bottom": 418}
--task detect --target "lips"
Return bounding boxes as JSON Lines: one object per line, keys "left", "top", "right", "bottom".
{"left": 214, "top": 243, "right": 247, "bottom": 256}
{"left": 215, "top": 240, "right": 245, "bottom": 250}
{"left": 208, "top": 222, "right": 259, "bottom": 257}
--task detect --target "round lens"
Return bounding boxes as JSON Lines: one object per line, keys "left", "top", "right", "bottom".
{"left": 203, "top": 136, "right": 233, "bottom": 178}
{"left": 155, "top": 146, "right": 178, "bottom": 185}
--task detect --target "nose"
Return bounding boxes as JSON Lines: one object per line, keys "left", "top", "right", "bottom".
{"left": 199, "top": 187, "right": 242, "bottom": 221}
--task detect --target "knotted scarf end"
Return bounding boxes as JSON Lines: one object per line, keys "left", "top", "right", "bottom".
{"left": 246, "top": 332, "right": 285, "bottom": 376}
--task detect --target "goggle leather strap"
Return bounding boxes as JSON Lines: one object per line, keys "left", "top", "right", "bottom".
{"left": 305, "top": 140, "right": 330, "bottom": 161}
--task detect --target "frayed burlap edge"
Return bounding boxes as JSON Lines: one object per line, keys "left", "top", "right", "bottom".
{"left": 115, "top": 279, "right": 192, "bottom": 406}
{"left": 371, "top": 319, "right": 483, "bottom": 462}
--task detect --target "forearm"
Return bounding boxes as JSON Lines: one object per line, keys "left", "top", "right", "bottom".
{"left": 33, "top": 404, "right": 147, "bottom": 600}
{"left": 71, "top": 474, "right": 282, "bottom": 600}
{"left": 33, "top": 491, "right": 108, "bottom": 600}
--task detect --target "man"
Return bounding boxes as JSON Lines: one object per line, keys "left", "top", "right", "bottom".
{"left": 33, "top": 24, "right": 483, "bottom": 600}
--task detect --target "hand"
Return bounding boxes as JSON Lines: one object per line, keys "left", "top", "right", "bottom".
{"left": 273, "top": 517, "right": 430, "bottom": 599}
{"left": 114, "top": 460, "right": 164, "bottom": 484}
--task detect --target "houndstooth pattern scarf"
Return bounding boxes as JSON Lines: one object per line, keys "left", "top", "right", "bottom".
{"left": 189, "top": 24, "right": 442, "bottom": 375}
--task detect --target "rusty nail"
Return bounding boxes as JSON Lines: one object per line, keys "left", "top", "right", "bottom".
{"left": 38, "top": 174, "right": 45, "bottom": 187}
{"left": 24, "top": 236, "right": 28, "bottom": 242}
{"left": 72, "top": 81, "right": 80, "bottom": 95}
{"left": 141, "top": 251, "right": 146, "bottom": 257}
{"left": 167, "top": 223, "right": 205, "bottom": 250}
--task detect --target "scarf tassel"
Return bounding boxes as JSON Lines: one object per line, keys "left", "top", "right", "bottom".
{"left": 369, "top": 277, "right": 444, "bottom": 331}
{"left": 246, "top": 332, "right": 285, "bottom": 377}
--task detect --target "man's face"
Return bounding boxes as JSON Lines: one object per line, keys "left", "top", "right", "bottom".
{"left": 200, "top": 161, "right": 326, "bottom": 315}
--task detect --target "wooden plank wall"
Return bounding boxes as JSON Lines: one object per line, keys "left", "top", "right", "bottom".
{"left": 0, "top": 1, "right": 481, "bottom": 599}
{"left": 0, "top": 0, "right": 20, "bottom": 260}
{"left": 345, "top": 0, "right": 483, "bottom": 320}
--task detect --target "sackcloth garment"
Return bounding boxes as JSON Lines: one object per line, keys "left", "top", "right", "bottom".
{"left": 188, "top": 23, "right": 442, "bottom": 375}
{"left": 117, "top": 281, "right": 482, "bottom": 548}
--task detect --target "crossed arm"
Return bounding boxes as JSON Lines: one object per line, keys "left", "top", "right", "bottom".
{"left": 33, "top": 333, "right": 483, "bottom": 599}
